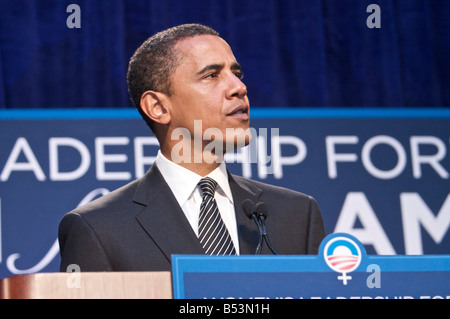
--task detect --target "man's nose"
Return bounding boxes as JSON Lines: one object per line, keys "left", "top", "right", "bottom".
{"left": 226, "top": 73, "right": 247, "bottom": 99}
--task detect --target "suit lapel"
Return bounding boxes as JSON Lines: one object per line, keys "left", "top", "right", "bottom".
{"left": 133, "top": 165, "right": 205, "bottom": 263}
{"left": 132, "top": 164, "right": 264, "bottom": 259}
{"left": 228, "top": 172, "right": 263, "bottom": 255}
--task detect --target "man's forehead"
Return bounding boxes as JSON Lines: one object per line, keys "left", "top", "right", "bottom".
{"left": 174, "top": 35, "right": 237, "bottom": 68}
{"left": 175, "top": 34, "right": 228, "bottom": 50}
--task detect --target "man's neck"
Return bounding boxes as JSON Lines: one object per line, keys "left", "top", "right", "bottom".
{"left": 160, "top": 146, "right": 223, "bottom": 177}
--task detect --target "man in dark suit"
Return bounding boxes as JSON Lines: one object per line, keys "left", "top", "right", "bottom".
{"left": 58, "top": 24, "right": 325, "bottom": 272}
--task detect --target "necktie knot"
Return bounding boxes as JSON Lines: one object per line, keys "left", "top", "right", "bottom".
{"left": 198, "top": 177, "right": 217, "bottom": 198}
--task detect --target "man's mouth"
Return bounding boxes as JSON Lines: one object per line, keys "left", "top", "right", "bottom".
{"left": 227, "top": 104, "right": 249, "bottom": 119}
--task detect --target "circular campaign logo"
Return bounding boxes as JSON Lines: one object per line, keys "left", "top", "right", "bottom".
{"left": 323, "top": 236, "right": 362, "bottom": 285}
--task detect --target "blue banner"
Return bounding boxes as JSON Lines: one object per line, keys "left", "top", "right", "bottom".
{"left": 172, "top": 233, "right": 450, "bottom": 299}
{"left": 0, "top": 108, "right": 449, "bottom": 279}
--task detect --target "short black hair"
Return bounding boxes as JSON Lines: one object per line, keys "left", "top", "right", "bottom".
{"left": 126, "top": 23, "right": 219, "bottom": 129}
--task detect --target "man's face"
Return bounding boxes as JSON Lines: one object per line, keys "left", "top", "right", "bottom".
{"left": 165, "top": 35, "right": 251, "bottom": 151}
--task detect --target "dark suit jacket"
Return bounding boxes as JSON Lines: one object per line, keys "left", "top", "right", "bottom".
{"left": 58, "top": 164, "right": 325, "bottom": 272}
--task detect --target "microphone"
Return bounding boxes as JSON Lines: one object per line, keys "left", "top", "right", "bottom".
{"left": 242, "top": 200, "right": 278, "bottom": 255}
{"left": 242, "top": 199, "right": 264, "bottom": 254}
{"left": 254, "top": 202, "right": 278, "bottom": 255}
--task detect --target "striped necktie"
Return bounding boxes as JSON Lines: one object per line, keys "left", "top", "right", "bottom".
{"left": 198, "top": 177, "right": 236, "bottom": 255}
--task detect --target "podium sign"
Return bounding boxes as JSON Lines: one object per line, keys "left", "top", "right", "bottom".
{"left": 172, "top": 233, "right": 450, "bottom": 299}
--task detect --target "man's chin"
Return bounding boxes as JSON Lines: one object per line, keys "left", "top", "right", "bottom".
{"left": 224, "top": 134, "right": 251, "bottom": 152}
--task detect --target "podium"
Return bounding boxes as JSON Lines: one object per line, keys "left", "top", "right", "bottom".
{"left": 171, "top": 234, "right": 450, "bottom": 299}
{"left": 0, "top": 272, "right": 172, "bottom": 299}
{"left": 2, "top": 234, "right": 449, "bottom": 299}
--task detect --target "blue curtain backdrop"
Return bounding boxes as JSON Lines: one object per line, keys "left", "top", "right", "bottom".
{"left": 0, "top": 0, "right": 448, "bottom": 110}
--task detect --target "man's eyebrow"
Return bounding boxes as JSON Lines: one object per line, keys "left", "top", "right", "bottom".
{"left": 196, "top": 62, "right": 242, "bottom": 75}
{"left": 231, "top": 62, "right": 242, "bottom": 71}
{"left": 196, "top": 63, "right": 225, "bottom": 76}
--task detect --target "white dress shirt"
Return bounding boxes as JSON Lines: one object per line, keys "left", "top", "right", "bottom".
{"left": 155, "top": 150, "right": 240, "bottom": 254}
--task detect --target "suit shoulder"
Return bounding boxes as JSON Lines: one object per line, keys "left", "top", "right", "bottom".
{"left": 231, "top": 174, "right": 314, "bottom": 201}
{"left": 66, "top": 178, "right": 140, "bottom": 218}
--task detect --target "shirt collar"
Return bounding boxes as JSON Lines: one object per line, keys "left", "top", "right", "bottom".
{"left": 155, "top": 150, "right": 233, "bottom": 207}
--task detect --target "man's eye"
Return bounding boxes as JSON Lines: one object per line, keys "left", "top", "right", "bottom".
{"left": 205, "top": 72, "right": 219, "bottom": 78}
{"left": 234, "top": 72, "right": 244, "bottom": 79}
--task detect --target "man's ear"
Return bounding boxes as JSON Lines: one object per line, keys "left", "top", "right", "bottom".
{"left": 140, "top": 91, "right": 171, "bottom": 125}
